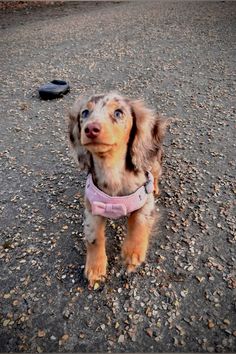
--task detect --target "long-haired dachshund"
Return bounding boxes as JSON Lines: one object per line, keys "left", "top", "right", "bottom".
{"left": 68, "top": 92, "right": 170, "bottom": 286}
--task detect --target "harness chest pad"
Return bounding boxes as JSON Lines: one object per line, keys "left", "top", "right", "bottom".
{"left": 85, "top": 172, "right": 154, "bottom": 219}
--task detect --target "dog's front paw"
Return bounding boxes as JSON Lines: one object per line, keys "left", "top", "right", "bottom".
{"left": 121, "top": 241, "right": 147, "bottom": 273}
{"left": 85, "top": 254, "right": 107, "bottom": 287}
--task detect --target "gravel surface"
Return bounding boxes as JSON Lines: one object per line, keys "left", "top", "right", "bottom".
{"left": 0, "top": 1, "right": 236, "bottom": 352}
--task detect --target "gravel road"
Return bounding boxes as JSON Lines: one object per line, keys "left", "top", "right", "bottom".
{"left": 0, "top": 1, "right": 236, "bottom": 352}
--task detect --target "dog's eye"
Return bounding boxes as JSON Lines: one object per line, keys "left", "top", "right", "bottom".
{"left": 114, "top": 109, "right": 123, "bottom": 119}
{"left": 81, "top": 109, "right": 90, "bottom": 119}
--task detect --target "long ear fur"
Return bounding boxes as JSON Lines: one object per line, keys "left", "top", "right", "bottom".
{"left": 67, "top": 97, "right": 91, "bottom": 171}
{"left": 128, "top": 99, "right": 170, "bottom": 171}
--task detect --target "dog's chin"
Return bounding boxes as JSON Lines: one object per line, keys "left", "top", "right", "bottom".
{"left": 83, "top": 142, "right": 115, "bottom": 154}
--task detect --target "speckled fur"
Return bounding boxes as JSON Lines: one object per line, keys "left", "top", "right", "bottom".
{"left": 68, "top": 92, "right": 169, "bottom": 286}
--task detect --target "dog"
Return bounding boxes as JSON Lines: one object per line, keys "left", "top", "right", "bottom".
{"left": 68, "top": 92, "right": 170, "bottom": 286}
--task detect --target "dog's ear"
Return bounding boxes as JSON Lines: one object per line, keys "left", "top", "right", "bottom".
{"left": 127, "top": 99, "right": 170, "bottom": 171}
{"left": 67, "top": 97, "right": 91, "bottom": 171}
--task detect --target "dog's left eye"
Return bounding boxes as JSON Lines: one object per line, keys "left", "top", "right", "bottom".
{"left": 114, "top": 109, "right": 123, "bottom": 119}
{"left": 81, "top": 109, "right": 90, "bottom": 119}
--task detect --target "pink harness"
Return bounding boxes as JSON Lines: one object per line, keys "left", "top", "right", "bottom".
{"left": 85, "top": 172, "right": 154, "bottom": 219}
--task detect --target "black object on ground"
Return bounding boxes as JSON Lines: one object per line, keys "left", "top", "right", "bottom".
{"left": 38, "top": 80, "right": 70, "bottom": 100}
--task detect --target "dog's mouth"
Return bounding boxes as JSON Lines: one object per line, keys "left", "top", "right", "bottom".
{"left": 84, "top": 142, "right": 113, "bottom": 146}
{"left": 83, "top": 141, "right": 116, "bottom": 154}
{"left": 84, "top": 142, "right": 115, "bottom": 150}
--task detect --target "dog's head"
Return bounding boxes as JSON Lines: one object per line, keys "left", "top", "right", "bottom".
{"left": 68, "top": 92, "right": 170, "bottom": 172}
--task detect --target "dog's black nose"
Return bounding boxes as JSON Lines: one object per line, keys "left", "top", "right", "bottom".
{"left": 84, "top": 122, "right": 101, "bottom": 139}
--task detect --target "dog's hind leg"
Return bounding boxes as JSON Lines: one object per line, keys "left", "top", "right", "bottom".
{"left": 151, "top": 160, "right": 162, "bottom": 196}
{"left": 151, "top": 148, "right": 163, "bottom": 196}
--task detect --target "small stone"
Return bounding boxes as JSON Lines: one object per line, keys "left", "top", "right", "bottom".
{"left": 196, "top": 276, "right": 205, "bottom": 283}
{"left": 145, "top": 328, "right": 153, "bottom": 337}
{"left": 176, "top": 325, "right": 185, "bottom": 336}
{"left": 3, "top": 319, "right": 11, "bottom": 327}
{"left": 208, "top": 320, "right": 215, "bottom": 329}
{"left": 174, "top": 337, "right": 179, "bottom": 346}
{"left": 223, "top": 319, "right": 230, "bottom": 325}
{"left": 63, "top": 309, "right": 71, "bottom": 319}
{"left": 118, "top": 334, "right": 125, "bottom": 343}
{"left": 129, "top": 332, "right": 136, "bottom": 342}
{"left": 115, "top": 322, "right": 119, "bottom": 329}
{"left": 101, "top": 324, "right": 106, "bottom": 330}
{"left": 38, "top": 330, "right": 46, "bottom": 338}
{"left": 61, "top": 334, "right": 69, "bottom": 341}
{"left": 180, "top": 290, "right": 188, "bottom": 297}
{"left": 156, "top": 321, "right": 161, "bottom": 328}
{"left": 93, "top": 282, "right": 99, "bottom": 290}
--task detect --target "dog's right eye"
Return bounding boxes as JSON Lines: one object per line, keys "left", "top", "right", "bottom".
{"left": 81, "top": 109, "right": 90, "bottom": 119}
{"left": 114, "top": 109, "right": 123, "bottom": 119}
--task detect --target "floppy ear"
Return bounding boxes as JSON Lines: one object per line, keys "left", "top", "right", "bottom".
{"left": 67, "top": 97, "right": 91, "bottom": 171}
{"left": 128, "top": 99, "right": 170, "bottom": 171}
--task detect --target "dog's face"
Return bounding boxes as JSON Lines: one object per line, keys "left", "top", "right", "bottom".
{"left": 68, "top": 91, "right": 169, "bottom": 171}
{"left": 78, "top": 92, "right": 133, "bottom": 155}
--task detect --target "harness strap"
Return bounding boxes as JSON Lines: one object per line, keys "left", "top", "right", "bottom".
{"left": 85, "top": 172, "right": 154, "bottom": 219}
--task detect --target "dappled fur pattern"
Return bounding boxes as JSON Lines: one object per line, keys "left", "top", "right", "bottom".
{"left": 68, "top": 92, "right": 170, "bottom": 286}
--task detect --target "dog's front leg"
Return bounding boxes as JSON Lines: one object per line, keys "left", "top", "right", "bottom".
{"left": 84, "top": 208, "right": 107, "bottom": 286}
{"left": 122, "top": 196, "right": 155, "bottom": 272}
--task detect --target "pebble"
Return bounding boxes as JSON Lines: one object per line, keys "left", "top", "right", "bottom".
{"left": 49, "top": 335, "right": 56, "bottom": 341}
{"left": 37, "top": 330, "right": 46, "bottom": 338}
{"left": 145, "top": 328, "right": 153, "bottom": 337}
{"left": 208, "top": 320, "right": 215, "bottom": 329}
{"left": 3, "top": 319, "right": 11, "bottom": 327}
{"left": 118, "top": 334, "right": 125, "bottom": 343}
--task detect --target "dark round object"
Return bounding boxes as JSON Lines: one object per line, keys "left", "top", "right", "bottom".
{"left": 38, "top": 80, "right": 70, "bottom": 100}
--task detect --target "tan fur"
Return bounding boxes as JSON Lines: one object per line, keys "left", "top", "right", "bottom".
{"left": 122, "top": 195, "right": 155, "bottom": 272}
{"left": 84, "top": 208, "right": 107, "bottom": 285}
{"left": 67, "top": 92, "right": 170, "bottom": 286}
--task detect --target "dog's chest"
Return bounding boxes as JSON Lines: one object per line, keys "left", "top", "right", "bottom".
{"left": 95, "top": 169, "right": 145, "bottom": 197}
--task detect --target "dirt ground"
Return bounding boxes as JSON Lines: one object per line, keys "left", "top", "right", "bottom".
{"left": 0, "top": 1, "right": 236, "bottom": 352}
